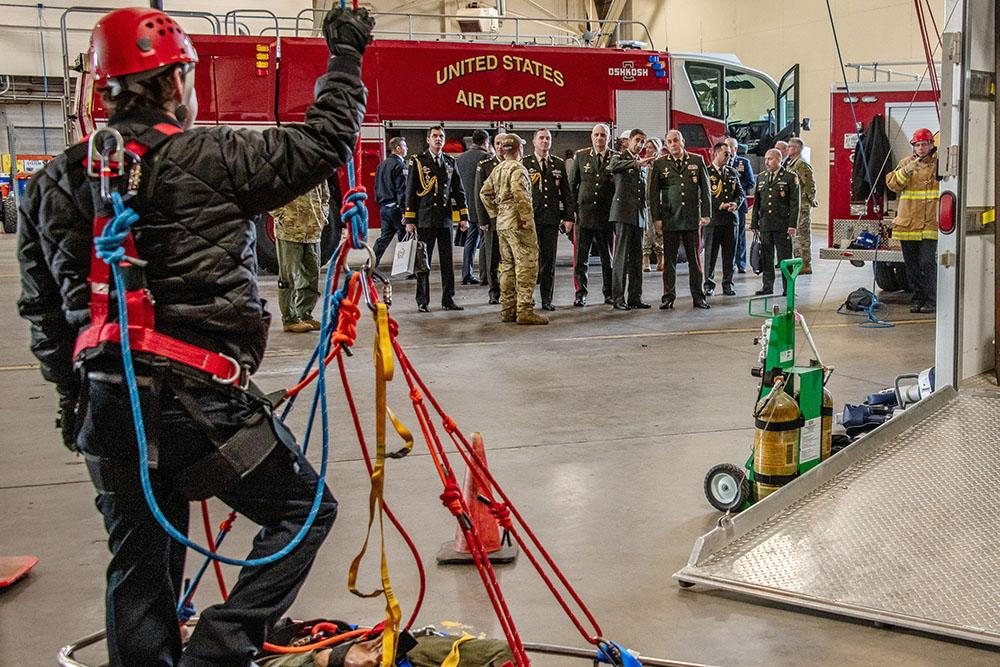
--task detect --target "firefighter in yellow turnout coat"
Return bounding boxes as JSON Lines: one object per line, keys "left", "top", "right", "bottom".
{"left": 479, "top": 134, "right": 548, "bottom": 325}
{"left": 886, "top": 128, "right": 939, "bottom": 313}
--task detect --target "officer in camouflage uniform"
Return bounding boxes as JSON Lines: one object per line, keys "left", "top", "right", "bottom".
{"left": 479, "top": 134, "right": 548, "bottom": 325}
{"left": 784, "top": 137, "right": 817, "bottom": 274}
{"left": 750, "top": 148, "right": 800, "bottom": 296}
{"left": 271, "top": 183, "right": 330, "bottom": 332}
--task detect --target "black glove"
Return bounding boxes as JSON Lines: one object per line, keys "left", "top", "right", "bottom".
{"left": 322, "top": 7, "right": 375, "bottom": 57}
{"left": 56, "top": 386, "right": 80, "bottom": 452}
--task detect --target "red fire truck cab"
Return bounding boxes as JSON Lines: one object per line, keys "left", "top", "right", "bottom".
{"left": 79, "top": 32, "right": 800, "bottom": 272}
{"left": 821, "top": 74, "right": 938, "bottom": 291}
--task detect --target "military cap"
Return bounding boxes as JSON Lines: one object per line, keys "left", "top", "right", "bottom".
{"left": 501, "top": 133, "right": 526, "bottom": 149}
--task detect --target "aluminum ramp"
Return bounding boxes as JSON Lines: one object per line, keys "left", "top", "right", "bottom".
{"left": 674, "top": 385, "right": 1000, "bottom": 647}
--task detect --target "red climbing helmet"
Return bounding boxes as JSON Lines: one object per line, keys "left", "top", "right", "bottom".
{"left": 910, "top": 128, "right": 934, "bottom": 145}
{"left": 90, "top": 7, "right": 198, "bottom": 88}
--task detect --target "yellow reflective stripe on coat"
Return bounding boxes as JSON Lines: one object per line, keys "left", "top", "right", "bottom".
{"left": 440, "top": 634, "right": 476, "bottom": 667}
{"left": 899, "top": 189, "right": 939, "bottom": 200}
{"left": 346, "top": 302, "right": 404, "bottom": 666}
{"left": 895, "top": 229, "right": 938, "bottom": 240}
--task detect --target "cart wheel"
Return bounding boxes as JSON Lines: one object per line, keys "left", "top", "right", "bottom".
{"left": 704, "top": 463, "right": 749, "bottom": 512}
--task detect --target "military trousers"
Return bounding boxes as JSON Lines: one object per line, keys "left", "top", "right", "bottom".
{"left": 662, "top": 229, "right": 706, "bottom": 304}
{"left": 642, "top": 219, "right": 664, "bottom": 263}
{"left": 735, "top": 207, "right": 749, "bottom": 271}
{"left": 536, "top": 224, "right": 560, "bottom": 306}
{"left": 612, "top": 223, "right": 643, "bottom": 305}
{"left": 702, "top": 223, "right": 737, "bottom": 292}
{"left": 573, "top": 226, "right": 613, "bottom": 301}
{"left": 793, "top": 210, "right": 813, "bottom": 268}
{"left": 276, "top": 239, "right": 320, "bottom": 325}
{"left": 759, "top": 229, "right": 794, "bottom": 294}
{"left": 497, "top": 224, "right": 539, "bottom": 315}
{"left": 481, "top": 226, "right": 501, "bottom": 302}
{"left": 415, "top": 225, "right": 457, "bottom": 307}
{"left": 78, "top": 377, "right": 337, "bottom": 667}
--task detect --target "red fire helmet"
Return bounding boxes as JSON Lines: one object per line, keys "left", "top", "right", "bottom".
{"left": 910, "top": 128, "right": 934, "bottom": 144}
{"left": 90, "top": 7, "right": 198, "bottom": 87}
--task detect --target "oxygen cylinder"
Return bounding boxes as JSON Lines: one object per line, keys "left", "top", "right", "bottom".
{"left": 753, "top": 385, "right": 802, "bottom": 501}
{"left": 821, "top": 387, "right": 834, "bottom": 461}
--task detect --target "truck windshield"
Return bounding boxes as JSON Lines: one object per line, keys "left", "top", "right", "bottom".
{"left": 725, "top": 68, "right": 776, "bottom": 154}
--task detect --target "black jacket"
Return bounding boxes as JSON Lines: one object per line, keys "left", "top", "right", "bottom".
{"left": 374, "top": 154, "right": 407, "bottom": 208}
{"left": 522, "top": 153, "right": 573, "bottom": 226}
{"left": 851, "top": 114, "right": 894, "bottom": 202}
{"left": 455, "top": 147, "right": 488, "bottom": 225}
{"left": 707, "top": 163, "right": 745, "bottom": 225}
{"left": 404, "top": 150, "right": 469, "bottom": 228}
{"left": 474, "top": 156, "right": 500, "bottom": 228}
{"left": 17, "top": 53, "right": 366, "bottom": 395}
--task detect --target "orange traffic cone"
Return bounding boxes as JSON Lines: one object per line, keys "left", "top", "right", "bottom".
{"left": 436, "top": 433, "right": 518, "bottom": 565}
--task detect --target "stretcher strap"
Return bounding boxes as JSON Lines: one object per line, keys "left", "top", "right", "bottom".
{"left": 441, "top": 634, "right": 475, "bottom": 667}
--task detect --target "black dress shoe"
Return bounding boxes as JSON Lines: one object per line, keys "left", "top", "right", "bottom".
{"left": 737, "top": 267, "right": 747, "bottom": 274}
{"left": 612, "top": 301, "right": 629, "bottom": 310}
{"left": 442, "top": 302, "right": 464, "bottom": 311}
{"left": 754, "top": 288, "right": 773, "bottom": 296}
{"left": 542, "top": 303, "right": 556, "bottom": 312}
{"left": 910, "top": 303, "right": 923, "bottom": 313}
{"left": 723, "top": 286, "right": 736, "bottom": 296}
{"left": 693, "top": 301, "right": 711, "bottom": 309}
{"left": 659, "top": 296, "right": 675, "bottom": 310}
{"left": 489, "top": 296, "right": 500, "bottom": 305}
{"left": 461, "top": 277, "right": 481, "bottom": 285}
{"left": 604, "top": 297, "right": 615, "bottom": 305}
{"left": 573, "top": 298, "right": 586, "bottom": 307}
{"left": 417, "top": 304, "right": 430, "bottom": 313}
{"left": 919, "top": 304, "right": 936, "bottom": 313}
{"left": 628, "top": 301, "right": 651, "bottom": 309}
{"left": 704, "top": 287, "right": 715, "bottom": 296}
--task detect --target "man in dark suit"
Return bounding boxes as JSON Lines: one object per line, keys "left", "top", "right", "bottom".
{"left": 703, "top": 141, "right": 746, "bottom": 296}
{"left": 372, "top": 136, "right": 408, "bottom": 267}
{"left": 649, "top": 129, "right": 712, "bottom": 310}
{"left": 474, "top": 133, "right": 505, "bottom": 305}
{"left": 726, "top": 137, "right": 755, "bottom": 273}
{"left": 404, "top": 125, "right": 469, "bottom": 312}
{"left": 455, "top": 129, "right": 491, "bottom": 285}
{"left": 523, "top": 128, "right": 574, "bottom": 311}
{"left": 750, "top": 148, "right": 800, "bottom": 296}
{"left": 567, "top": 123, "right": 616, "bottom": 307}
{"left": 608, "top": 128, "right": 655, "bottom": 310}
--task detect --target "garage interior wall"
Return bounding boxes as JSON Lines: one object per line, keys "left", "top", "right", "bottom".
{"left": 634, "top": 0, "right": 946, "bottom": 228}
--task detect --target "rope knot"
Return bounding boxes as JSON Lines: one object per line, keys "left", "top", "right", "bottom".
{"left": 177, "top": 600, "right": 196, "bottom": 624}
{"left": 489, "top": 502, "right": 513, "bottom": 530}
{"left": 340, "top": 186, "right": 369, "bottom": 249}
{"left": 409, "top": 388, "right": 423, "bottom": 403}
{"left": 387, "top": 317, "right": 399, "bottom": 338}
{"left": 219, "top": 511, "right": 237, "bottom": 533}
{"left": 440, "top": 482, "right": 463, "bottom": 516}
{"left": 441, "top": 416, "right": 457, "bottom": 434}
{"left": 94, "top": 192, "right": 140, "bottom": 265}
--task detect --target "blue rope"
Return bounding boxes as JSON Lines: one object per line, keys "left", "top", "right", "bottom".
{"left": 99, "top": 192, "right": 332, "bottom": 567}
{"left": 175, "top": 522, "right": 232, "bottom": 620}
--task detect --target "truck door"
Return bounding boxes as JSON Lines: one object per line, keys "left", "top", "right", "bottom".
{"left": 777, "top": 64, "right": 801, "bottom": 138}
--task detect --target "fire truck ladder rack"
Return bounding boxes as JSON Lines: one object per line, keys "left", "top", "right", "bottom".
{"left": 674, "top": 384, "right": 1000, "bottom": 648}
{"left": 844, "top": 60, "right": 931, "bottom": 82}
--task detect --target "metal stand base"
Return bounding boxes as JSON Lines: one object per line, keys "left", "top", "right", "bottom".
{"left": 435, "top": 541, "right": 518, "bottom": 565}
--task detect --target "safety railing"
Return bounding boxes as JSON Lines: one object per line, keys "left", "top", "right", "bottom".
{"left": 845, "top": 61, "right": 929, "bottom": 82}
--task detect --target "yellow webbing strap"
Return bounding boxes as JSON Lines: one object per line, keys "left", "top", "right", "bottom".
{"left": 346, "top": 302, "right": 412, "bottom": 666}
{"left": 440, "top": 633, "right": 476, "bottom": 667}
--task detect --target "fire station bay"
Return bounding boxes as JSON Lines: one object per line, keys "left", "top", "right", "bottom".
{"left": 1, "top": 1, "right": 998, "bottom": 666}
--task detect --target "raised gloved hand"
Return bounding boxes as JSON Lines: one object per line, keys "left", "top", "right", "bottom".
{"left": 323, "top": 6, "right": 376, "bottom": 57}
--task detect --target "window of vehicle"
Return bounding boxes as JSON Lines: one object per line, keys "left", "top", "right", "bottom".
{"left": 685, "top": 62, "right": 723, "bottom": 119}
{"left": 677, "top": 123, "right": 710, "bottom": 148}
{"left": 725, "top": 68, "right": 775, "bottom": 127}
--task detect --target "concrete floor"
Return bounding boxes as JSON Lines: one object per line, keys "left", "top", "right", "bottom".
{"left": 1, "top": 232, "right": 995, "bottom": 666}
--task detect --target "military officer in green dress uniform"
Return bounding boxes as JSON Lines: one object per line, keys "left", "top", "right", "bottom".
{"left": 568, "top": 124, "right": 617, "bottom": 307}
{"left": 649, "top": 129, "right": 712, "bottom": 310}
{"left": 749, "top": 148, "right": 800, "bottom": 296}
{"left": 703, "top": 141, "right": 745, "bottom": 296}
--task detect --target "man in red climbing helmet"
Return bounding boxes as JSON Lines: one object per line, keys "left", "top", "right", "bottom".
{"left": 17, "top": 6, "right": 374, "bottom": 666}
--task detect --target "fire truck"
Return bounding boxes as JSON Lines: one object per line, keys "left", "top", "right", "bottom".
{"left": 72, "top": 14, "right": 801, "bottom": 272}
{"left": 820, "top": 64, "right": 938, "bottom": 291}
